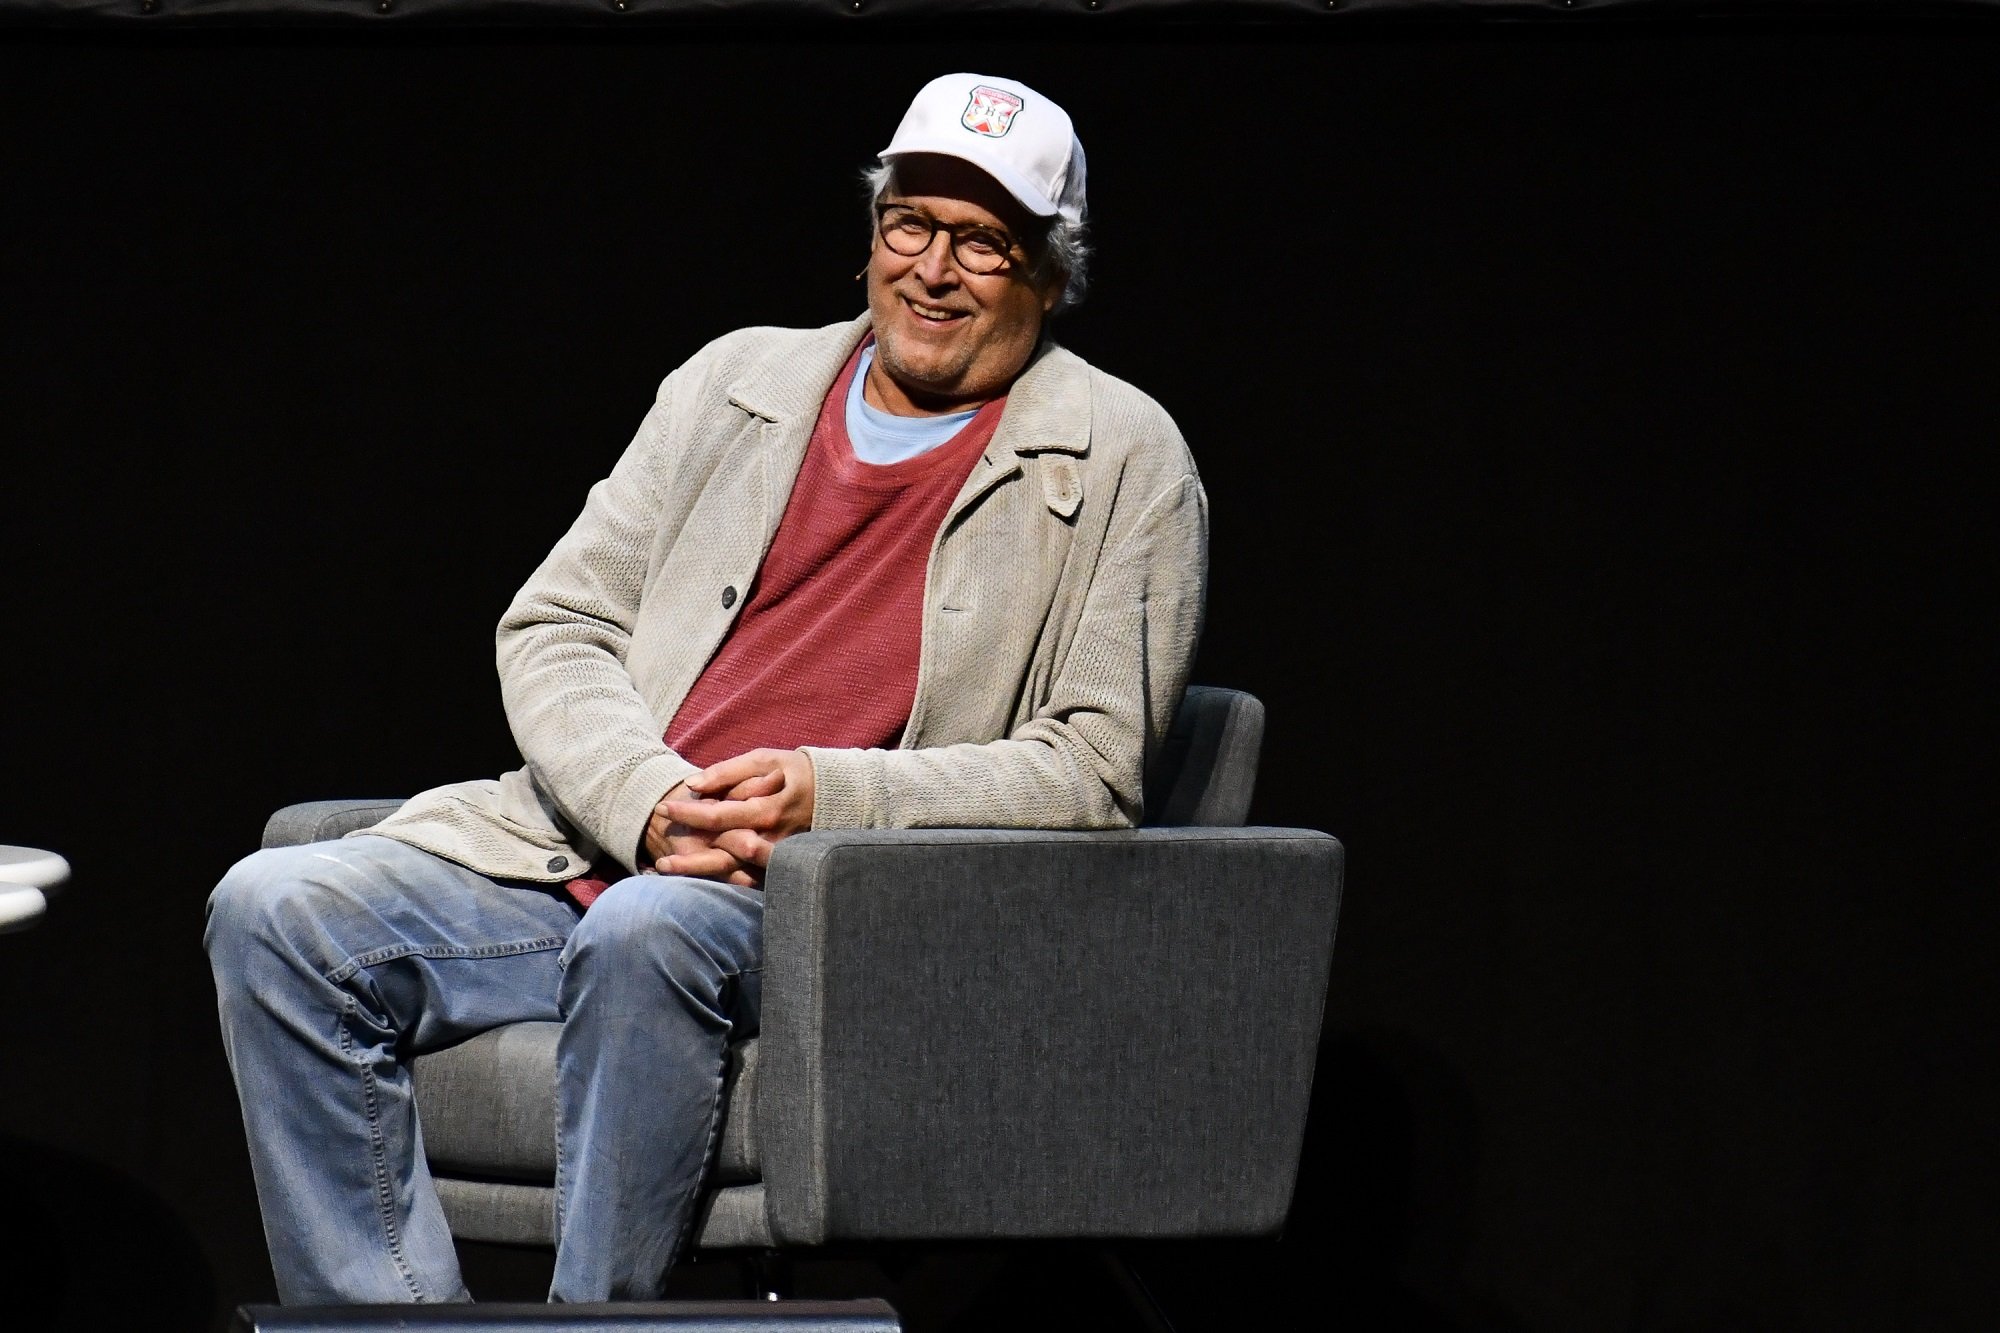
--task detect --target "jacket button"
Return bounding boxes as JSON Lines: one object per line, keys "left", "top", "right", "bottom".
{"left": 721, "top": 585, "right": 738, "bottom": 608}
{"left": 546, "top": 856, "right": 569, "bottom": 873}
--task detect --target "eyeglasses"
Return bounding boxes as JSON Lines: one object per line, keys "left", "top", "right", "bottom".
{"left": 874, "top": 203, "right": 1027, "bottom": 276}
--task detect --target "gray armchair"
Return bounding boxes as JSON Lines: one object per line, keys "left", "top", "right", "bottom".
{"left": 261, "top": 686, "right": 1342, "bottom": 1268}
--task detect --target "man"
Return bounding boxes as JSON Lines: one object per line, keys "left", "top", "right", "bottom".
{"left": 205, "top": 72, "right": 1207, "bottom": 1305}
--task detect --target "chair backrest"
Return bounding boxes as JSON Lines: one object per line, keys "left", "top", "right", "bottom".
{"left": 1142, "top": 685, "right": 1266, "bottom": 827}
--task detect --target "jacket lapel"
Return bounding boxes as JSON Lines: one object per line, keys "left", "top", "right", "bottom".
{"left": 725, "top": 313, "right": 874, "bottom": 549}
{"left": 907, "top": 342, "right": 1096, "bottom": 746}
{"left": 943, "top": 339, "right": 1094, "bottom": 532}
{"left": 722, "top": 317, "right": 1096, "bottom": 542}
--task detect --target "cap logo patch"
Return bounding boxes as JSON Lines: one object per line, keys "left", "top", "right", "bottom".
{"left": 961, "top": 85, "right": 1024, "bottom": 138}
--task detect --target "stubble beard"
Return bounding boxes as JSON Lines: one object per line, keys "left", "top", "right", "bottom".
{"left": 873, "top": 325, "right": 978, "bottom": 403}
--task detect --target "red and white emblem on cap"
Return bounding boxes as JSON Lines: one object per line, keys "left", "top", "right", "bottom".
{"left": 961, "top": 85, "right": 1024, "bottom": 138}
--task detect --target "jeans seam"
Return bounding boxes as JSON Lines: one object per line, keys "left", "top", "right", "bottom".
{"left": 327, "top": 935, "right": 570, "bottom": 985}
{"left": 661, "top": 1034, "right": 736, "bottom": 1274}
{"left": 553, "top": 1111, "right": 568, "bottom": 1249}
{"left": 339, "top": 995, "right": 427, "bottom": 1303}
{"left": 665, "top": 950, "right": 761, "bottom": 1268}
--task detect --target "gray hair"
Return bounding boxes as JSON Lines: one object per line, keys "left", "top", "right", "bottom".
{"left": 862, "top": 162, "right": 1090, "bottom": 316}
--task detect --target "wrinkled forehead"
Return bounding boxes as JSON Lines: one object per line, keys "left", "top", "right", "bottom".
{"left": 880, "top": 153, "right": 1038, "bottom": 236}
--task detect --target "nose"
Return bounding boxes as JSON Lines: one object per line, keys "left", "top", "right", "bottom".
{"left": 913, "top": 228, "right": 959, "bottom": 289}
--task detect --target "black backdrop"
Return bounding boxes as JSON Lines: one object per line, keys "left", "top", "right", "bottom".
{"left": 0, "top": 19, "right": 1993, "bottom": 1333}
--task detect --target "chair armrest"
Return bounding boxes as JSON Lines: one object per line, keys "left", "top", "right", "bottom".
{"left": 262, "top": 799, "right": 408, "bottom": 849}
{"left": 756, "top": 825, "right": 1344, "bottom": 1246}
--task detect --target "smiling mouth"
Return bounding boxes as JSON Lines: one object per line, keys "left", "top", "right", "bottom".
{"left": 904, "top": 297, "right": 969, "bottom": 326}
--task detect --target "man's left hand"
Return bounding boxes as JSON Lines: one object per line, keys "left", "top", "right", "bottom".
{"left": 664, "top": 748, "right": 817, "bottom": 869}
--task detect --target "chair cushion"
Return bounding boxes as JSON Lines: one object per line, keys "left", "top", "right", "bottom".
{"left": 435, "top": 1179, "right": 772, "bottom": 1250}
{"left": 412, "top": 1022, "right": 760, "bottom": 1185}
{"left": 1141, "top": 685, "right": 1264, "bottom": 827}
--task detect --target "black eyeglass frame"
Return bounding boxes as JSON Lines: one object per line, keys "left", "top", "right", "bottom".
{"left": 872, "top": 202, "right": 1038, "bottom": 276}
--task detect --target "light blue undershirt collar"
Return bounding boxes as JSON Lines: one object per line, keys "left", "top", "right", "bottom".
{"left": 845, "top": 344, "right": 979, "bottom": 465}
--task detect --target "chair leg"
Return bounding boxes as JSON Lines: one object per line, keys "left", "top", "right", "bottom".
{"left": 1099, "top": 1247, "right": 1178, "bottom": 1333}
{"left": 745, "top": 1247, "right": 792, "bottom": 1301}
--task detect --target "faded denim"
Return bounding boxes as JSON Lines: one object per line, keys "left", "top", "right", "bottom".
{"left": 203, "top": 834, "right": 763, "bottom": 1304}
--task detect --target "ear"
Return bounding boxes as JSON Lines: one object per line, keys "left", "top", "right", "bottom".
{"left": 1040, "top": 269, "right": 1068, "bottom": 315}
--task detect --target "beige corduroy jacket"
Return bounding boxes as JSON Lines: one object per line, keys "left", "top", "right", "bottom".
{"left": 357, "top": 314, "right": 1209, "bottom": 883}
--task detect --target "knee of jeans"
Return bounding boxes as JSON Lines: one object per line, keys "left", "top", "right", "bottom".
{"left": 566, "top": 876, "right": 739, "bottom": 978}
{"left": 203, "top": 846, "right": 336, "bottom": 966}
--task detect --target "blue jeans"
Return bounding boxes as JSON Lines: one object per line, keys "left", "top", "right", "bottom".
{"left": 203, "top": 834, "right": 764, "bottom": 1304}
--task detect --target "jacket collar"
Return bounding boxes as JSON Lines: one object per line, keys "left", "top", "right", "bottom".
{"left": 726, "top": 312, "right": 1092, "bottom": 457}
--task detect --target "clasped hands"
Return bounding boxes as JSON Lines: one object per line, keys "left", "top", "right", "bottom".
{"left": 640, "top": 748, "right": 816, "bottom": 889}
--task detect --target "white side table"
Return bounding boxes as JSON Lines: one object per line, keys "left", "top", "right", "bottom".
{"left": 0, "top": 845, "right": 70, "bottom": 934}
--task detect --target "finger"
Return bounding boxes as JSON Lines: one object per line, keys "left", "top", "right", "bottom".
{"left": 665, "top": 794, "right": 779, "bottom": 832}
{"left": 668, "top": 832, "right": 714, "bottom": 854}
{"left": 668, "top": 834, "right": 722, "bottom": 863}
{"left": 686, "top": 751, "right": 784, "bottom": 796}
{"left": 724, "top": 868, "right": 762, "bottom": 890}
{"left": 659, "top": 847, "right": 745, "bottom": 880}
{"left": 724, "top": 771, "right": 784, "bottom": 801}
{"left": 714, "top": 828, "right": 775, "bottom": 869}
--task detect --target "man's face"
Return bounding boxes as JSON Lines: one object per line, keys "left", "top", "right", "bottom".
{"left": 865, "top": 153, "right": 1061, "bottom": 414}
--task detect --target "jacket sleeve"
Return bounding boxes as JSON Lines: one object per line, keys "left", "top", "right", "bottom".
{"left": 493, "top": 364, "right": 708, "bottom": 875}
{"left": 802, "top": 468, "right": 1210, "bottom": 831}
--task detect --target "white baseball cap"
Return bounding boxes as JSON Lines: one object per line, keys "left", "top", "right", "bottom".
{"left": 879, "top": 73, "right": 1087, "bottom": 228}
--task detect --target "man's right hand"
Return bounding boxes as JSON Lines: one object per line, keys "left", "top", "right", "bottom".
{"left": 640, "top": 773, "right": 781, "bottom": 888}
